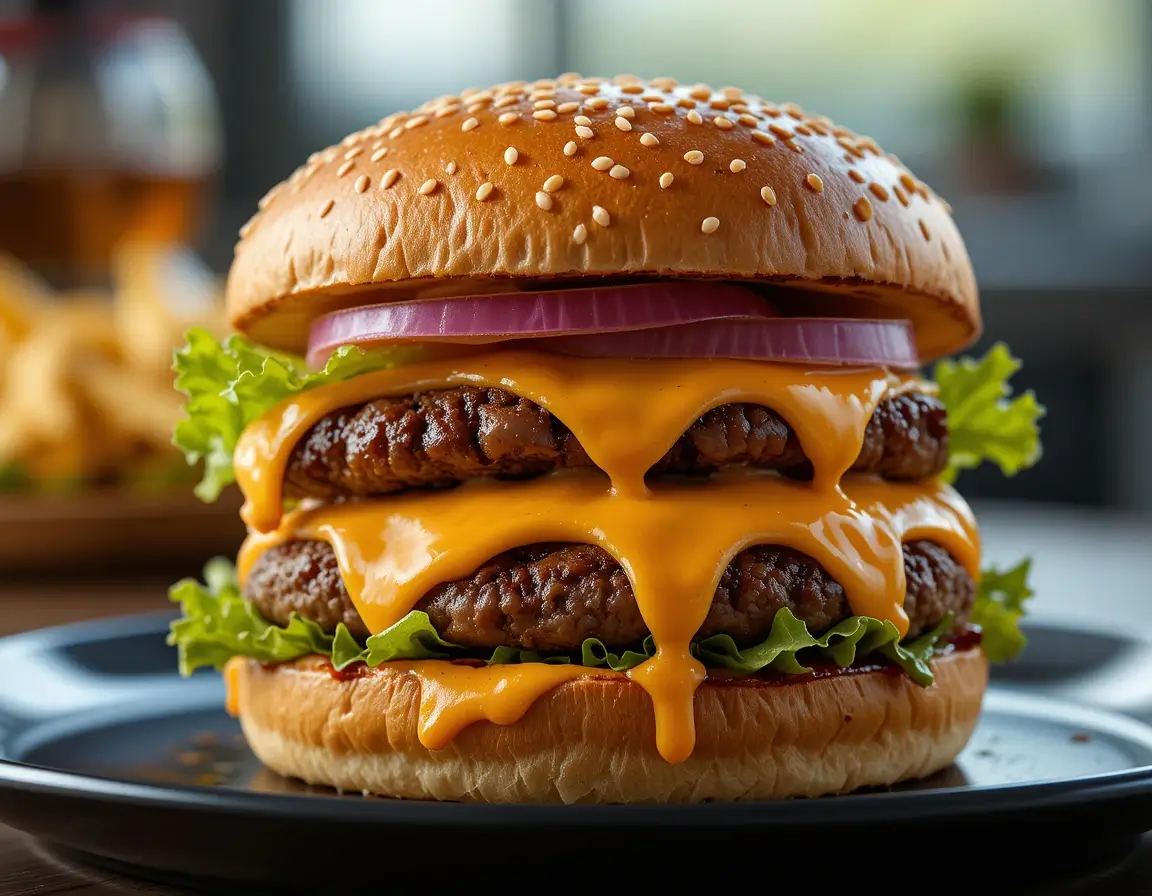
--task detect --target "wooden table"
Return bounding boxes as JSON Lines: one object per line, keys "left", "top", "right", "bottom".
{"left": 2, "top": 580, "right": 1152, "bottom": 893}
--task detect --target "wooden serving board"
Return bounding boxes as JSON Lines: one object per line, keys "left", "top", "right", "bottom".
{"left": 0, "top": 486, "right": 246, "bottom": 578}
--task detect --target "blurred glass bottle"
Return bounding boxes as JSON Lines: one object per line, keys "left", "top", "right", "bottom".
{"left": 0, "top": 0, "right": 221, "bottom": 289}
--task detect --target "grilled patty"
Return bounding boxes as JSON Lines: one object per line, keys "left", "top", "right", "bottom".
{"left": 283, "top": 388, "right": 948, "bottom": 501}
{"left": 245, "top": 539, "right": 974, "bottom": 650}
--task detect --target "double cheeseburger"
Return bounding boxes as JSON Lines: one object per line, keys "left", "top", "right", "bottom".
{"left": 170, "top": 73, "right": 1042, "bottom": 803}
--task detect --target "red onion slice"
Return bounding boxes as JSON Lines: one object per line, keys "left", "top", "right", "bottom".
{"left": 306, "top": 281, "right": 775, "bottom": 368}
{"left": 538, "top": 318, "right": 920, "bottom": 369}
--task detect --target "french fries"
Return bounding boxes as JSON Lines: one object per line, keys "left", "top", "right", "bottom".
{"left": 0, "top": 244, "right": 226, "bottom": 489}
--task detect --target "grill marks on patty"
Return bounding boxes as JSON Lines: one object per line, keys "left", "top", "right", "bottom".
{"left": 283, "top": 387, "right": 948, "bottom": 501}
{"left": 244, "top": 539, "right": 974, "bottom": 650}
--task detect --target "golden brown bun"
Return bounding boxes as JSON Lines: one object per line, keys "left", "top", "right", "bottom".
{"left": 229, "top": 74, "right": 979, "bottom": 363}
{"left": 232, "top": 648, "right": 987, "bottom": 803}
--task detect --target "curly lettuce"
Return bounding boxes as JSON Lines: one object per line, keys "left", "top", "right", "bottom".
{"left": 168, "top": 560, "right": 959, "bottom": 685}
{"left": 171, "top": 328, "right": 397, "bottom": 501}
{"left": 934, "top": 343, "right": 1043, "bottom": 662}
{"left": 934, "top": 342, "right": 1045, "bottom": 485}
{"left": 971, "top": 558, "right": 1034, "bottom": 662}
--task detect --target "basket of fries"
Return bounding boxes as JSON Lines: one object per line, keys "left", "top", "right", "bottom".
{"left": 0, "top": 244, "right": 247, "bottom": 575}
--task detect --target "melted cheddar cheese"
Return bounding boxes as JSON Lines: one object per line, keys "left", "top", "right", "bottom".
{"left": 231, "top": 350, "right": 979, "bottom": 763}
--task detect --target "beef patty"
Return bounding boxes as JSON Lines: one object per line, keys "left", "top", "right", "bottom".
{"left": 283, "top": 387, "right": 947, "bottom": 501}
{"left": 245, "top": 539, "right": 973, "bottom": 650}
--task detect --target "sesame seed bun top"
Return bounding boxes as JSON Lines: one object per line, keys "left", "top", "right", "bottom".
{"left": 228, "top": 73, "right": 980, "bottom": 362}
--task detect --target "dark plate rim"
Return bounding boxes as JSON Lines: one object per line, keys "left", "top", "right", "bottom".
{"left": 1, "top": 613, "right": 1151, "bottom": 828}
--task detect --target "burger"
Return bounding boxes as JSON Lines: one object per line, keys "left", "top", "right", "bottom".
{"left": 168, "top": 73, "right": 1043, "bottom": 803}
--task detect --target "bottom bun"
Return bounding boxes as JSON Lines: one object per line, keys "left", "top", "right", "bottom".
{"left": 232, "top": 648, "right": 988, "bottom": 804}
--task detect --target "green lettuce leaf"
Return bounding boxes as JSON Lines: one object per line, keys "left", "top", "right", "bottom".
{"left": 171, "top": 328, "right": 398, "bottom": 501}
{"left": 934, "top": 342, "right": 1045, "bottom": 484}
{"left": 169, "top": 560, "right": 958, "bottom": 685}
{"left": 696, "top": 609, "right": 952, "bottom": 687}
{"left": 972, "top": 558, "right": 1034, "bottom": 662}
{"left": 167, "top": 556, "right": 336, "bottom": 676}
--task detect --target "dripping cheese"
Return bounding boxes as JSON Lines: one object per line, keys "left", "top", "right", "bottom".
{"left": 232, "top": 350, "right": 979, "bottom": 764}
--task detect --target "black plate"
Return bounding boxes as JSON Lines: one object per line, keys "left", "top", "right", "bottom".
{"left": 1, "top": 613, "right": 1152, "bottom": 891}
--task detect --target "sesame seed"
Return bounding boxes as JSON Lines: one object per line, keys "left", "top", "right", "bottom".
{"left": 579, "top": 84, "right": 600, "bottom": 95}
{"left": 499, "top": 112, "right": 519, "bottom": 125}
{"left": 592, "top": 156, "right": 614, "bottom": 171}
{"left": 848, "top": 169, "right": 865, "bottom": 184}
{"left": 354, "top": 175, "right": 370, "bottom": 193}
{"left": 534, "top": 99, "right": 557, "bottom": 110}
{"left": 319, "top": 199, "right": 334, "bottom": 218}
{"left": 535, "top": 191, "right": 553, "bottom": 210}
{"left": 530, "top": 90, "right": 555, "bottom": 101}
{"left": 805, "top": 173, "right": 824, "bottom": 192}
{"left": 793, "top": 124, "right": 812, "bottom": 136}
{"left": 609, "top": 164, "right": 630, "bottom": 179}
{"left": 564, "top": 141, "right": 578, "bottom": 157}
{"left": 868, "top": 183, "right": 890, "bottom": 201}
{"left": 760, "top": 186, "right": 777, "bottom": 206}
{"left": 387, "top": 128, "right": 402, "bottom": 139}
{"left": 689, "top": 85, "right": 712, "bottom": 100}
{"left": 651, "top": 77, "right": 678, "bottom": 89}
{"left": 769, "top": 123, "right": 794, "bottom": 139}
{"left": 336, "top": 160, "right": 355, "bottom": 178}
{"left": 677, "top": 97, "right": 697, "bottom": 109}
{"left": 575, "top": 125, "right": 594, "bottom": 139}
{"left": 573, "top": 223, "right": 587, "bottom": 244}
{"left": 650, "top": 103, "right": 674, "bottom": 113}
{"left": 806, "top": 121, "right": 828, "bottom": 136}
{"left": 686, "top": 110, "right": 703, "bottom": 125}
{"left": 639, "top": 132, "right": 659, "bottom": 147}
{"left": 722, "top": 87, "right": 744, "bottom": 100}
{"left": 574, "top": 115, "right": 592, "bottom": 126}
{"left": 684, "top": 149, "right": 704, "bottom": 165}
{"left": 445, "top": 161, "right": 457, "bottom": 175}
{"left": 715, "top": 116, "right": 734, "bottom": 130}
{"left": 853, "top": 197, "right": 873, "bottom": 221}
{"left": 587, "top": 97, "right": 610, "bottom": 109}
{"left": 642, "top": 93, "right": 663, "bottom": 102}
{"left": 729, "top": 159, "right": 746, "bottom": 173}
{"left": 614, "top": 116, "right": 632, "bottom": 131}
{"left": 782, "top": 103, "right": 804, "bottom": 119}
{"left": 533, "top": 109, "right": 558, "bottom": 121}
{"left": 435, "top": 105, "right": 460, "bottom": 118}
{"left": 475, "top": 182, "right": 494, "bottom": 201}
{"left": 616, "top": 105, "right": 635, "bottom": 119}
{"left": 738, "top": 113, "right": 759, "bottom": 127}
{"left": 344, "top": 147, "right": 363, "bottom": 160}
{"left": 406, "top": 116, "right": 429, "bottom": 129}
{"left": 900, "top": 173, "right": 918, "bottom": 192}
{"left": 462, "top": 117, "right": 479, "bottom": 132}
{"left": 381, "top": 168, "right": 400, "bottom": 189}
{"left": 751, "top": 131, "right": 776, "bottom": 146}
{"left": 592, "top": 205, "right": 610, "bottom": 226}
{"left": 893, "top": 185, "right": 909, "bottom": 207}
{"left": 494, "top": 96, "right": 518, "bottom": 108}
{"left": 370, "top": 148, "right": 389, "bottom": 163}
{"left": 420, "top": 179, "right": 439, "bottom": 195}
{"left": 763, "top": 107, "right": 782, "bottom": 118}
{"left": 543, "top": 174, "right": 564, "bottom": 192}
{"left": 919, "top": 220, "right": 931, "bottom": 241}
{"left": 701, "top": 216, "right": 720, "bottom": 234}
{"left": 659, "top": 172, "right": 674, "bottom": 189}
{"left": 557, "top": 102, "right": 579, "bottom": 114}
{"left": 466, "top": 103, "right": 485, "bottom": 114}
{"left": 785, "top": 139, "right": 804, "bottom": 154}
{"left": 710, "top": 98, "right": 731, "bottom": 111}
{"left": 504, "top": 146, "right": 519, "bottom": 165}
{"left": 621, "top": 83, "right": 644, "bottom": 95}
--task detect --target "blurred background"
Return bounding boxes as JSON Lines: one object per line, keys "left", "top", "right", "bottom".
{"left": 0, "top": 0, "right": 1149, "bottom": 631}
